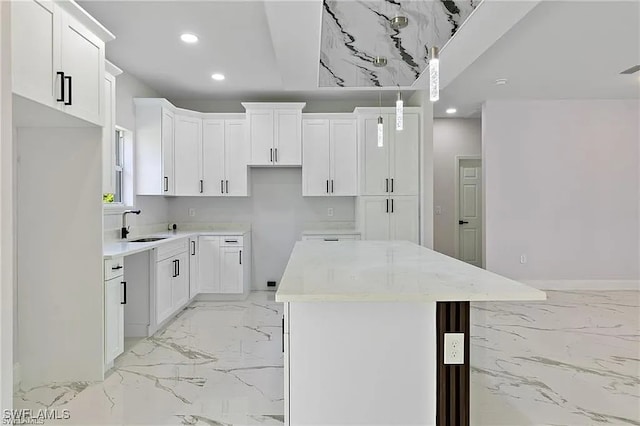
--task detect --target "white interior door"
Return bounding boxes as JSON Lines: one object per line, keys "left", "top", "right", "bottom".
{"left": 224, "top": 120, "right": 249, "bottom": 196}
{"left": 173, "top": 115, "right": 202, "bottom": 196}
{"left": 389, "top": 196, "right": 419, "bottom": 243}
{"left": 457, "top": 159, "right": 482, "bottom": 267}
{"left": 330, "top": 119, "right": 358, "bottom": 196}
{"left": 361, "top": 115, "right": 390, "bottom": 195}
{"left": 202, "top": 119, "right": 225, "bottom": 196}
{"left": 302, "top": 119, "right": 330, "bottom": 196}
{"left": 360, "top": 196, "right": 390, "bottom": 240}
{"left": 390, "top": 113, "right": 419, "bottom": 196}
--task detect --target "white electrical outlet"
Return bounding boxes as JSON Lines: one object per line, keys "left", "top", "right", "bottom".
{"left": 520, "top": 254, "right": 527, "bottom": 264}
{"left": 188, "top": 208, "right": 196, "bottom": 217}
{"left": 327, "top": 208, "right": 334, "bottom": 217}
{"left": 444, "top": 333, "right": 464, "bottom": 365}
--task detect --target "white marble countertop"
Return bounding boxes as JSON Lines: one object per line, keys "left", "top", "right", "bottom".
{"left": 103, "top": 227, "right": 251, "bottom": 259}
{"left": 276, "top": 240, "right": 546, "bottom": 302}
{"left": 301, "top": 229, "right": 361, "bottom": 235}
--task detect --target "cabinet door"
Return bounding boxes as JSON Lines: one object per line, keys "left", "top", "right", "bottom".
{"left": 389, "top": 196, "right": 419, "bottom": 243}
{"left": 361, "top": 115, "right": 390, "bottom": 195}
{"left": 248, "top": 110, "right": 274, "bottom": 165}
{"left": 198, "top": 237, "right": 221, "bottom": 293}
{"left": 174, "top": 115, "right": 202, "bottom": 196}
{"left": 390, "top": 113, "right": 419, "bottom": 196}
{"left": 225, "top": 120, "right": 249, "bottom": 196}
{"left": 102, "top": 73, "right": 116, "bottom": 194}
{"left": 330, "top": 119, "right": 358, "bottom": 196}
{"left": 104, "top": 277, "right": 124, "bottom": 364}
{"left": 59, "top": 12, "right": 105, "bottom": 125}
{"left": 275, "top": 110, "right": 302, "bottom": 165}
{"left": 202, "top": 119, "right": 226, "bottom": 196}
{"left": 156, "top": 257, "right": 174, "bottom": 324}
{"left": 162, "top": 109, "right": 175, "bottom": 195}
{"left": 359, "top": 196, "right": 390, "bottom": 241}
{"left": 172, "top": 252, "right": 190, "bottom": 310}
{"left": 220, "top": 246, "right": 243, "bottom": 294}
{"left": 11, "top": 0, "right": 57, "bottom": 108}
{"left": 302, "top": 119, "right": 330, "bottom": 196}
{"left": 189, "top": 238, "right": 199, "bottom": 298}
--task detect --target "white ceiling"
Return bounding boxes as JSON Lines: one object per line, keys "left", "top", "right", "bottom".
{"left": 435, "top": 0, "right": 640, "bottom": 117}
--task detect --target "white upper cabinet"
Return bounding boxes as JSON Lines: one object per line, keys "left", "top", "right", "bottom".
{"left": 174, "top": 114, "right": 202, "bottom": 196}
{"left": 202, "top": 116, "right": 249, "bottom": 196}
{"left": 11, "top": 0, "right": 114, "bottom": 126}
{"left": 243, "top": 103, "right": 305, "bottom": 166}
{"left": 358, "top": 110, "right": 420, "bottom": 196}
{"left": 102, "top": 71, "right": 116, "bottom": 195}
{"left": 202, "top": 119, "right": 226, "bottom": 196}
{"left": 302, "top": 116, "right": 357, "bottom": 196}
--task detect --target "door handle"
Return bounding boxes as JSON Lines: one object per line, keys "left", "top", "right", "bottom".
{"left": 200, "top": 180, "right": 203, "bottom": 193}
{"left": 385, "top": 178, "right": 389, "bottom": 193}
{"left": 390, "top": 178, "right": 394, "bottom": 193}
{"left": 239, "top": 250, "right": 242, "bottom": 265}
{"left": 326, "top": 180, "right": 329, "bottom": 193}
{"left": 391, "top": 198, "right": 394, "bottom": 213}
{"left": 64, "top": 75, "right": 72, "bottom": 105}
{"left": 282, "top": 316, "right": 285, "bottom": 353}
{"left": 270, "top": 148, "right": 273, "bottom": 162}
{"left": 172, "top": 260, "right": 177, "bottom": 277}
{"left": 176, "top": 259, "right": 180, "bottom": 277}
{"left": 275, "top": 148, "right": 278, "bottom": 162}
{"left": 56, "top": 72, "right": 65, "bottom": 102}
{"left": 386, "top": 198, "right": 389, "bottom": 213}
{"left": 459, "top": 220, "right": 469, "bottom": 225}
{"left": 226, "top": 180, "right": 229, "bottom": 194}
{"left": 331, "top": 179, "right": 334, "bottom": 193}
{"left": 191, "top": 240, "right": 196, "bottom": 256}
{"left": 220, "top": 180, "right": 224, "bottom": 194}
{"left": 164, "top": 177, "right": 169, "bottom": 192}
{"left": 121, "top": 281, "right": 127, "bottom": 305}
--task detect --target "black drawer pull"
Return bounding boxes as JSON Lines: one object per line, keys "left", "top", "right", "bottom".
{"left": 324, "top": 238, "right": 339, "bottom": 242}
{"left": 191, "top": 240, "right": 196, "bottom": 256}
{"left": 225, "top": 239, "right": 238, "bottom": 243}
{"left": 111, "top": 265, "right": 123, "bottom": 270}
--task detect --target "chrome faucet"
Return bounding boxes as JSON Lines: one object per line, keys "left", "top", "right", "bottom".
{"left": 121, "top": 210, "right": 141, "bottom": 239}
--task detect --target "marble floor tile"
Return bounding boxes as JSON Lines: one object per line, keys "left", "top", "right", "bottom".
{"left": 15, "top": 289, "right": 639, "bottom": 425}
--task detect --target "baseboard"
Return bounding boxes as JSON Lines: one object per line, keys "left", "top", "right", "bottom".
{"left": 13, "top": 362, "right": 21, "bottom": 392}
{"left": 523, "top": 280, "right": 640, "bottom": 291}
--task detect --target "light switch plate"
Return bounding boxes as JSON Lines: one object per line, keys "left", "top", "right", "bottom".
{"left": 444, "top": 333, "right": 464, "bottom": 365}
{"left": 188, "top": 208, "right": 196, "bottom": 217}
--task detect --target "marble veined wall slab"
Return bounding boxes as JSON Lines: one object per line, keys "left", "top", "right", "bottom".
{"left": 319, "top": 0, "right": 479, "bottom": 87}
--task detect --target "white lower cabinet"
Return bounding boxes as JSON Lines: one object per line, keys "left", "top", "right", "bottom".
{"left": 155, "top": 240, "right": 189, "bottom": 325}
{"left": 198, "top": 234, "right": 250, "bottom": 296}
{"left": 358, "top": 195, "right": 419, "bottom": 243}
{"left": 104, "top": 257, "right": 124, "bottom": 366}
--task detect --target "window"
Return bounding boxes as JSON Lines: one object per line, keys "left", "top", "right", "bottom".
{"left": 114, "top": 128, "right": 125, "bottom": 204}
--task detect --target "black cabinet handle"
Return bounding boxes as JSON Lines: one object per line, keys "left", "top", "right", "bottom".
{"left": 391, "top": 198, "right": 394, "bottom": 213}
{"left": 459, "top": 220, "right": 469, "bottom": 225}
{"left": 191, "top": 241, "right": 196, "bottom": 256}
{"left": 111, "top": 265, "right": 123, "bottom": 271}
{"left": 331, "top": 179, "right": 334, "bottom": 193}
{"left": 385, "top": 178, "right": 389, "bottom": 193}
{"left": 326, "top": 180, "right": 329, "bottom": 193}
{"left": 220, "top": 180, "right": 224, "bottom": 194}
{"left": 270, "top": 148, "right": 273, "bottom": 162}
{"left": 226, "top": 180, "right": 229, "bottom": 194}
{"left": 225, "top": 239, "right": 238, "bottom": 243}
{"left": 172, "top": 259, "right": 177, "bottom": 277}
{"left": 177, "top": 259, "right": 180, "bottom": 277}
{"left": 200, "top": 180, "right": 203, "bottom": 193}
{"left": 324, "top": 238, "right": 339, "bottom": 242}
{"left": 121, "top": 281, "right": 127, "bottom": 304}
{"left": 282, "top": 316, "right": 285, "bottom": 353}
{"left": 164, "top": 177, "right": 169, "bottom": 192}
{"left": 64, "top": 75, "right": 72, "bottom": 105}
{"left": 391, "top": 178, "right": 394, "bottom": 193}
{"left": 275, "top": 148, "right": 278, "bottom": 162}
{"left": 239, "top": 250, "right": 242, "bottom": 265}
{"left": 386, "top": 198, "right": 389, "bottom": 213}
{"left": 56, "top": 71, "right": 65, "bottom": 102}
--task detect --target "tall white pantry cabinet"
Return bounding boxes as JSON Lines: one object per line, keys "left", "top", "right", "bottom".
{"left": 355, "top": 108, "right": 421, "bottom": 244}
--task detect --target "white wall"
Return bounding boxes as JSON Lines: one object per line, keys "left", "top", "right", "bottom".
{"left": 483, "top": 100, "right": 639, "bottom": 281}
{"left": 433, "top": 119, "right": 482, "bottom": 257}
{"left": 169, "top": 168, "right": 356, "bottom": 289}
{"left": 0, "top": 0, "right": 14, "bottom": 410}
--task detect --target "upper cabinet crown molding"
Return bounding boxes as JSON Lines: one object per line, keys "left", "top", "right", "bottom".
{"left": 105, "top": 60, "right": 123, "bottom": 77}
{"left": 55, "top": 0, "right": 115, "bottom": 42}
{"left": 241, "top": 102, "right": 306, "bottom": 110}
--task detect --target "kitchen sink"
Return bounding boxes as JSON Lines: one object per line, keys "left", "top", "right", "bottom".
{"left": 129, "top": 237, "right": 168, "bottom": 243}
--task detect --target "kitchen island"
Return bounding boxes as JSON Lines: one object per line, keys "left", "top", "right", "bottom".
{"left": 275, "top": 240, "right": 546, "bottom": 425}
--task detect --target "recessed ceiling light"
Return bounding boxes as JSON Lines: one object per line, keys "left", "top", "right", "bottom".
{"left": 446, "top": 108, "right": 457, "bottom": 114}
{"left": 180, "top": 33, "right": 198, "bottom": 44}
{"left": 495, "top": 78, "right": 508, "bottom": 85}
{"left": 211, "top": 73, "right": 225, "bottom": 81}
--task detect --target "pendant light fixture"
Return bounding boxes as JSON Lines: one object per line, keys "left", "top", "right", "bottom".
{"left": 395, "top": 85, "right": 403, "bottom": 131}
{"left": 377, "top": 91, "right": 384, "bottom": 147}
{"left": 429, "top": 46, "right": 440, "bottom": 102}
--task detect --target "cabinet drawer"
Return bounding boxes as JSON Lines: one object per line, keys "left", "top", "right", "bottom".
{"left": 156, "top": 238, "right": 189, "bottom": 262}
{"left": 220, "top": 235, "right": 244, "bottom": 247}
{"left": 104, "top": 257, "right": 124, "bottom": 280}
